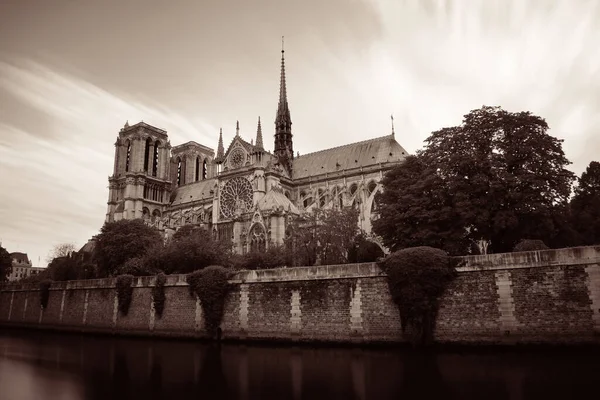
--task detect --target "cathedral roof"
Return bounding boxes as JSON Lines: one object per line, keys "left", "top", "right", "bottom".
{"left": 171, "top": 178, "right": 217, "bottom": 206}
{"left": 292, "top": 135, "right": 408, "bottom": 180}
{"left": 257, "top": 186, "right": 299, "bottom": 214}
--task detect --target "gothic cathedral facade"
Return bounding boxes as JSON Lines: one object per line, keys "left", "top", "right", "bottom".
{"left": 106, "top": 48, "right": 408, "bottom": 253}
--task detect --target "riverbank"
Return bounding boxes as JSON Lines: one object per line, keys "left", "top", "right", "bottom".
{"left": 1, "top": 246, "right": 600, "bottom": 346}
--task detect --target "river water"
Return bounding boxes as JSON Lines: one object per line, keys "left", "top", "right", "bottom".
{"left": 0, "top": 329, "right": 598, "bottom": 400}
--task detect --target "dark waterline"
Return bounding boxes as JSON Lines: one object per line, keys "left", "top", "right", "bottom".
{"left": 1, "top": 329, "right": 599, "bottom": 400}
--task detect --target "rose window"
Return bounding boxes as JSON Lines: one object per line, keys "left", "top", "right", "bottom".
{"left": 229, "top": 148, "right": 245, "bottom": 169}
{"left": 220, "top": 177, "right": 253, "bottom": 219}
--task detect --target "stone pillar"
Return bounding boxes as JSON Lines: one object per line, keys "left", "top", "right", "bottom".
{"left": 585, "top": 264, "right": 600, "bottom": 333}
{"left": 495, "top": 270, "right": 519, "bottom": 335}
{"left": 290, "top": 290, "right": 301, "bottom": 335}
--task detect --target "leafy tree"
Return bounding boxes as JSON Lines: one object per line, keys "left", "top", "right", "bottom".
{"left": 373, "top": 155, "right": 470, "bottom": 255}
{"left": 44, "top": 253, "right": 96, "bottom": 281}
{"left": 571, "top": 161, "right": 600, "bottom": 245}
{"left": 158, "top": 227, "right": 230, "bottom": 274}
{"left": 46, "top": 243, "right": 76, "bottom": 264}
{"left": 376, "top": 106, "right": 575, "bottom": 254}
{"left": 0, "top": 245, "right": 12, "bottom": 282}
{"left": 94, "top": 219, "right": 163, "bottom": 277}
{"left": 230, "top": 245, "right": 290, "bottom": 270}
{"left": 286, "top": 207, "right": 360, "bottom": 266}
{"left": 348, "top": 234, "right": 385, "bottom": 263}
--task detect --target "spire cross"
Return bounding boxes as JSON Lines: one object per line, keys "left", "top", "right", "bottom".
{"left": 282, "top": 36, "right": 284, "bottom": 54}
{"left": 391, "top": 114, "right": 395, "bottom": 136}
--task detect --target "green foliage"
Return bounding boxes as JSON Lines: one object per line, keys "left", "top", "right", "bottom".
{"left": 348, "top": 235, "right": 385, "bottom": 263}
{"left": 116, "top": 274, "right": 134, "bottom": 315}
{"left": 379, "top": 246, "right": 457, "bottom": 346}
{"left": 187, "top": 266, "right": 232, "bottom": 335}
{"left": 230, "top": 245, "right": 290, "bottom": 270}
{"left": 45, "top": 253, "right": 96, "bottom": 281}
{"left": 513, "top": 239, "right": 549, "bottom": 252}
{"left": 119, "top": 256, "right": 161, "bottom": 276}
{"left": 375, "top": 106, "right": 576, "bottom": 254}
{"left": 571, "top": 161, "right": 600, "bottom": 245}
{"left": 39, "top": 280, "right": 52, "bottom": 309}
{"left": 152, "top": 273, "right": 167, "bottom": 318}
{"left": 94, "top": 219, "right": 163, "bottom": 277}
{"left": 286, "top": 207, "right": 360, "bottom": 266}
{"left": 0, "top": 245, "right": 12, "bottom": 283}
{"left": 158, "top": 228, "right": 231, "bottom": 274}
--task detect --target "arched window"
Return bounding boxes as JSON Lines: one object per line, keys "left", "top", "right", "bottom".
{"left": 367, "top": 181, "right": 377, "bottom": 196}
{"left": 177, "top": 157, "right": 182, "bottom": 186}
{"left": 144, "top": 138, "right": 152, "bottom": 172}
{"left": 249, "top": 224, "right": 266, "bottom": 253}
{"left": 202, "top": 159, "right": 207, "bottom": 180}
{"left": 142, "top": 207, "right": 150, "bottom": 220}
{"left": 350, "top": 183, "right": 358, "bottom": 196}
{"left": 125, "top": 140, "right": 131, "bottom": 172}
{"left": 195, "top": 156, "right": 200, "bottom": 182}
{"left": 152, "top": 140, "right": 160, "bottom": 177}
{"left": 152, "top": 209, "right": 161, "bottom": 222}
{"left": 303, "top": 196, "right": 313, "bottom": 208}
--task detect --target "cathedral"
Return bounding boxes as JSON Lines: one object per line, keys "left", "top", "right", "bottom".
{"left": 105, "top": 47, "right": 408, "bottom": 253}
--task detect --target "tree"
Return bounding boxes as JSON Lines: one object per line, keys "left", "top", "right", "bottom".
{"left": 46, "top": 243, "right": 76, "bottom": 264}
{"left": 376, "top": 106, "right": 575, "bottom": 254}
{"left": 93, "top": 219, "right": 163, "bottom": 277}
{"left": 45, "top": 253, "right": 96, "bottom": 281}
{"left": 156, "top": 227, "right": 231, "bottom": 274}
{"left": 571, "top": 161, "right": 600, "bottom": 245}
{"left": 0, "top": 245, "right": 12, "bottom": 282}
{"left": 286, "top": 207, "right": 360, "bottom": 266}
{"left": 373, "top": 155, "right": 470, "bottom": 255}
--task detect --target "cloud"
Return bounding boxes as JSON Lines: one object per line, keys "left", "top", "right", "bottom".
{"left": 0, "top": 59, "right": 218, "bottom": 265}
{"left": 360, "top": 0, "right": 600, "bottom": 172}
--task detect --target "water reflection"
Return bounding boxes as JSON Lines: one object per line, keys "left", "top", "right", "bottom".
{"left": 0, "top": 329, "right": 599, "bottom": 400}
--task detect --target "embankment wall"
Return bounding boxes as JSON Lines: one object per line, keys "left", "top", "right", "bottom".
{"left": 1, "top": 246, "right": 600, "bottom": 344}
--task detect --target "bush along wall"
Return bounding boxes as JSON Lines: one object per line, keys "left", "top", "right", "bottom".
{"left": 152, "top": 273, "right": 167, "bottom": 318}
{"left": 39, "top": 280, "right": 52, "bottom": 309}
{"left": 116, "top": 274, "right": 134, "bottom": 316}
{"left": 379, "top": 246, "right": 458, "bottom": 346}
{"left": 187, "top": 266, "right": 232, "bottom": 337}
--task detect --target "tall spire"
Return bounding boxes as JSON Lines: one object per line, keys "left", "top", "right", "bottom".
{"left": 255, "top": 116, "right": 264, "bottom": 150}
{"left": 276, "top": 36, "right": 291, "bottom": 125}
{"left": 274, "top": 36, "right": 293, "bottom": 172}
{"left": 216, "top": 128, "right": 224, "bottom": 161}
{"left": 235, "top": 120, "right": 240, "bottom": 137}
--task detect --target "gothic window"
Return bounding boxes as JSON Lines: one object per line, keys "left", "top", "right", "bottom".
{"left": 303, "top": 196, "right": 313, "bottom": 208}
{"left": 350, "top": 183, "right": 358, "bottom": 196}
{"left": 367, "top": 181, "right": 377, "bottom": 196}
{"left": 219, "top": 177, "right": 253, "bottom": 219}
{"left": 318, "top": 189, "right": 326, "bottom": 208}
{"left": 144, "top": 138, "right": 152, "bottom": 172}
{"left": 195, "top": 156, "right": 200, "bottom": 182}
{"left": 249, "top": 224, "right": 266, "bottom": 253}
{"left": 203, "top": 159, "right": 207, "bottom": 180}
{"left": 152, "top": 209, "right": 161, "bottom": 222}
{"left": 285, "top": 191, "right": 290, "bottom": 199}
{"left": 153, "top": 140, "right": 160, "bottom": 177}
{"left": 125, "top": 141, "right": 131, "bottom": 172}
{"left": 142, "top": 207, "right": 150, "bottom": 220}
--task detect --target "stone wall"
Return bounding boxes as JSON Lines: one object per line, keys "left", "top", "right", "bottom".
{"left": 1, "top": 247, "right": 600, "bottom": 344}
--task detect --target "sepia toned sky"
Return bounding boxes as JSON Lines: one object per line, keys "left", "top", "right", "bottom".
{"left": 1, "top": 0, "right": 599, "bottom": 267}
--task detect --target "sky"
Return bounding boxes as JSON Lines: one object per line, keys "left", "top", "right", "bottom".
{"left": 1, "top": 0, "right": 599, "bottom": 267}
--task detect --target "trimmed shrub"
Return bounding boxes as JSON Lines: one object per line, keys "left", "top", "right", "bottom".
{"left": 379, "top": 246, "right": 458, "bottom": 346}
{"left": 513, "top": 239, "right": 549, "bottom": 252}
{"left": 187, "top": 266, "right": 232, "bottom": 336}
{"left": 39, "top": 279, "right": 52, "bottom": 309}
{"left": 152, "top": 273, "right": 167, "bottom": 318}
{"left": 116, "top": 274, "right": 134, "bottom": 315}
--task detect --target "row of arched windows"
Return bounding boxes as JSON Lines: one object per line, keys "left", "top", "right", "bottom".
{"left": 144, "top": 138, "right": 160, "bottom": 176}
{"left": 176, "top": 156, "right": 209, "bottom": 186}
{"left": 299, "top": 181, "right": 378, "bottom": 209}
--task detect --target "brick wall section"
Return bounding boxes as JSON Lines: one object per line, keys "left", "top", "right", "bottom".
{"left": 511, "top": 266, "right": 594, "bottom": 339}
{"left": 436, "top": 271, "right": 501, "bottom": 340}
{"left": 2, "top": 246, "right": 600, "bottom": 344}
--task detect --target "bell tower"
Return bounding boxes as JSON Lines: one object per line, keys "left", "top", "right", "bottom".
{"left": 106, "top": 121, "right": 172, "bottom": 224}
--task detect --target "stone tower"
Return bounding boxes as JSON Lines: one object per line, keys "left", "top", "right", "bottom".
{"left": 274, "top": 42, "right": 293, "bottom": 174}
{"left": 106, "top": 122, "right": 172, "bottom": 223}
